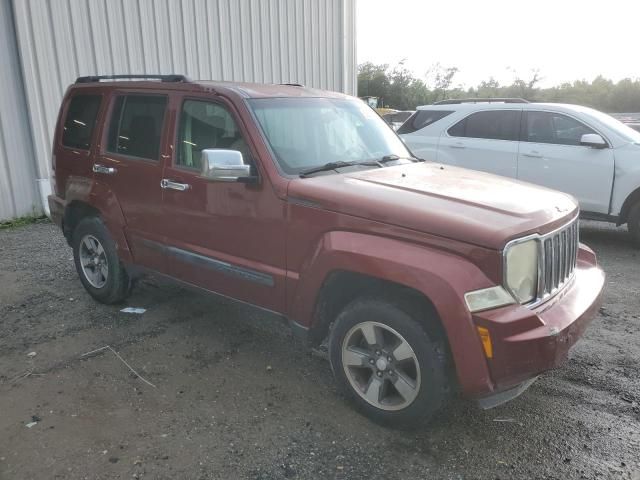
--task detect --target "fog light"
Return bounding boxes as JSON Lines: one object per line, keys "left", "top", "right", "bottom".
{"left": 464, "top": 286, "right": 515, "bottom": 313}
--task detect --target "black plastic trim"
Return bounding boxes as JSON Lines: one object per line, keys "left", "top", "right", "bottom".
{"left": 580, "top": 211, "right": 619, "bottom": 223}
{"left": 476, "top": 376, "right": 538, "bottom": 409}
{"left": 76, "top": 74, "right": 190, "bottom": 84}
{"left": 136, "top": 238, "right": 274, "bottom": 287}
{"left": 166, "top": 246, "right": 274, "bottom": 287}
{"left": 435, "top": 98, "right": 529, "bottom": 105}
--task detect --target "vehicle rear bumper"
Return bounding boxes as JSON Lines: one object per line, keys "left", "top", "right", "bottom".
{"left": 471, "top": 245, "right": 604, "bottom": 398}
{"left": 48, "top": 194, "right": 65, "bottom": 230}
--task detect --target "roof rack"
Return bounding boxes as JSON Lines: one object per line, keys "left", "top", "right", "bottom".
{"left": 75, "top": 74, "right": 191, "bottom": 84}
{"left": 434, "top": 98, "right": 529, "bottom": 105}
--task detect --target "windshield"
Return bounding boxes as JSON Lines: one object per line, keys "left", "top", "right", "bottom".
{"left": 583, "top": 107, "right": 640, "bottom": 143}
{"left": 248, "top": 97, "right": 412, "bottom": 175}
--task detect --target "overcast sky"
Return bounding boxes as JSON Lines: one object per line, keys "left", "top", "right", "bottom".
{"left": 357, "top": 0, "right": 640, "bottom": 88}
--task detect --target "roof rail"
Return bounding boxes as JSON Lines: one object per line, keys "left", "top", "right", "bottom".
{"left": 434, "top": 98, "right": 529, "bottom": 105}
{"left": 75, "top": 74, "right": 191, "bottom": 84}
{"left": 280, "top": 83, "right": 304, "bottom": 87}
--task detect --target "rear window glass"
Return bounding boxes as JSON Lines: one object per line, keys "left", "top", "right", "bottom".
{"left": 397, "top": 110, "right": 453, "bottom": 134}
{"left": 107, "top": 95, "right": 167, "bottom": 160}
{"left": 62, "top": 95, "right": 102, "bottom": 149}
{"left": 448, "top": 110, "right": 520, "bottom": 141}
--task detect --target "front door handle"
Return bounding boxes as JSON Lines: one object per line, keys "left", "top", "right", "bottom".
{"left": 93, "top": 164, "right": 117, "bottom": 175}
{"left": 161, "top": 179, "right": 191, "bottom": 191}
{"left": 522, "top": 151, "right": 543, "bottom": 158}
{"left": 449, "top": 142, "right": 466, "bottom": 149}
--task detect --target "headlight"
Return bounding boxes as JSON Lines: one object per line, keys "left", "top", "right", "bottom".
{"left": 505, "top": 239, "right": 539, "bottom": 303}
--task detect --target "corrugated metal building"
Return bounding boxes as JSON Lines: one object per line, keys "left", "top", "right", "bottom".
{"left": 0, "top": 0, "right": 357, "bottom": 222}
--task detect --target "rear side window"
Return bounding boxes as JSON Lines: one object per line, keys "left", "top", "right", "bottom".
{"left": 448, "top": 110, "right": 520, "bottom": 141}
{"left": 397, "top": 110, "right": 453, "bottom": 134}
{"left": 62, "top": 95, "right": 102, "bottom": 149}
{"left": 107, "top": 95, "right": 167, "bottom": 160}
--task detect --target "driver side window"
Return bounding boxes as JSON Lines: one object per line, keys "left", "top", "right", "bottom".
{"left": 177, "top": 100, "right": 252, "bottom": 170}
{"left": 524, "top": 111, "right": 596, "bottom": 146}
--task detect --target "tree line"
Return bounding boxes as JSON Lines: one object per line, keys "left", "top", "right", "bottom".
{"left": 358, "top": 62, "right": 640, "bottom": 113}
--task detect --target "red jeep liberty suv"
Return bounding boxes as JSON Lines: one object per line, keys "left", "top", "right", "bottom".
{"left": 48, "top": 75, "right": 605, "bottom": 427}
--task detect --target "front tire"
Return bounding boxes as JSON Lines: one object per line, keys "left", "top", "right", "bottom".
{"left": 72, "top": 216, "right": 131, "bottom": 304}
{"left": 628, "top": 202, "right": 640, "bottom": 248}
{"left": 329, "top": 297, "right": 449, "bottom": 428}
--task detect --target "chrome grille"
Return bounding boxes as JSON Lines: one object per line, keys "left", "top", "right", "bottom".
{"left": 540, "top": 218, "right": 579, "bottom": 298}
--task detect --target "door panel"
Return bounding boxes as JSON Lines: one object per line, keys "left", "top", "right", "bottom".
{"left": 93, "top": 93, "right": 169, "bottom": 272}
{"left": 517, "top": 111, "right": 614, "bottom": 213}
{"left": 437, "top": 109, "right": 521, "bottom": 178}
{"left": 403, "top": 132, "right": 440, "bottom": 163}
{"left": 162, "top": 96, "right": 287, "bottom": 313}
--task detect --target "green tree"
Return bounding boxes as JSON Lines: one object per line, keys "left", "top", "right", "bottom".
{"left": 357, "top": 62, "right": 389, "bottom": 102}
{"left": 386, "top": 61, "right": 428, "bottom": 110}
{"left": 425, "top": 63, "right": 459, "bottom": 102}
{"left": 609, "top": 78, "right": 640, "bottom": 112}
{"left": 473, "top": 77, "right": 501, "bottom": 98}
{"left": 357, "top": 62, "right": 640, "bottom": 113}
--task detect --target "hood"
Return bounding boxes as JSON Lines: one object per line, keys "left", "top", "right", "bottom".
{"left": 287, "top": 162, "right": 578, "bottom": 250}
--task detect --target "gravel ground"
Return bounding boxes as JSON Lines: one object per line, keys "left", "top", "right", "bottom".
{"left": 0, "top": 220, "right": 639, "bottom": 480}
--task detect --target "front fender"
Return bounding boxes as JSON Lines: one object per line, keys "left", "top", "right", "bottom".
{"left": 290, "top": 231, "right": 497, "bottom": 395}
{"left": 609, "top": 144, "right": 640, "bottom": 217}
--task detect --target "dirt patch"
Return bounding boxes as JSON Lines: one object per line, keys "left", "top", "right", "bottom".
{"left": 0, "top": 221, "right": 639, "bottom": 479}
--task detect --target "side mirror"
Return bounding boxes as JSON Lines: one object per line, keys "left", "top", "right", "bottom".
{"left": 200, "top": 149, "right": 252, "bottom": 182}
{"left": 580, "top": 133, "right": 607, "bottom": 149}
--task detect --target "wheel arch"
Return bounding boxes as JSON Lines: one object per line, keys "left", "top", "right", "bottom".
{"left": 310, "top": 270, "right": 446, "bottom": 347}
{"left": 618, "top": 186, "right": 640, "bottom": 225}
{"left": 63, "top": 182, "right": 132, "bottom": 263}
{"left": 63, "top": 200, "right": 100, "bottom": 243}
{"left": 290, "top": 231, "right": 496, "bottom": 395}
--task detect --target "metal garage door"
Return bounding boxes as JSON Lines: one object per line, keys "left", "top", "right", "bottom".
{"left": 0, "top": 0, "right": 39, "bottom": 221}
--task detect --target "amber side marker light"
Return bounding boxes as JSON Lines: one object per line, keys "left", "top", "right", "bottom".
{"left": 477, "top": 326, "right": 493, "bottom": 359}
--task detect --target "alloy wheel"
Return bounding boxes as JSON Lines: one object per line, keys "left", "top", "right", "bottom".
{"left": 341, "top": 321, "right": 421, "bottom": 411}
{"left": 79, "top": 234, "right": 109, "bottom": 288}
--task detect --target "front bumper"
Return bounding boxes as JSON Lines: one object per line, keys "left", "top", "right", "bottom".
{"left": 477, "top": 376, "right": 539, "bottom": 409}
{"left": 473, "top": 245, "right": 605, "bottom": 398}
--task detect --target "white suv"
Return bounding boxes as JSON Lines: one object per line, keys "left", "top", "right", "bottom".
{"left": 399, "top": 99, "right": 640, "bottom": 245}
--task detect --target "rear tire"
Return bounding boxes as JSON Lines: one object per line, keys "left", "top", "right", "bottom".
{"left": 328, "top": 297, "right": 450, "bottom": 428}
{"left": 628, "top": 202, "right": 640, "bottom": 248}
{"left": 72, "top": 216, "right": 131, "bottom": 304}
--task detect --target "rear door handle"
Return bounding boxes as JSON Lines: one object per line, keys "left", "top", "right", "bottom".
{"left": 449, "top": 142, "right": 466, "bottom": 149}
{"left": 522, "top": 151, "right": 543, "bottom": 158}
{"left": 161, "top": 179, "right": 191, "bottom": 191}
{"left": 92, "top": 164, "right": 117, "bottom": 175}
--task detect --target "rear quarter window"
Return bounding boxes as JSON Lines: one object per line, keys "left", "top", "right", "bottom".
{"left": 448, "top": 110, "right": 520, "bottom": 141}
{"left": 62, "top": 94, "right": 102, "bottom": 149}
{"left": 397, "top": 110, "right": 453, "bottom": 134}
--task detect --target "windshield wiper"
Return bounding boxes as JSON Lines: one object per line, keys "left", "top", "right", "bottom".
{"left": 299, "top": 161, "right": 358, "bottom": 177}
{"left": 378, "top": 154, "right": 423, "bottom": 163}
{"left": 298, "top": 155, "right": 423, "bottom": 178}
{"left": 299, "top": 160, "right": 383, "bottom": 178}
